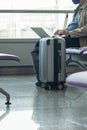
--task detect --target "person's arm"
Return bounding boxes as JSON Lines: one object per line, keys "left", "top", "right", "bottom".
{"left": 54, "top": 24, "right": 87, "bottom": 38}
{"left": 69, "top": 24, "right": 87, "bottom": 37}
{"left": 54, "top": 29, "right": 70, "bottom": 36}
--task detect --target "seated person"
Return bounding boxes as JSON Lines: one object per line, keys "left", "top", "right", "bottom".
{"left": 31, "top": 0, "right": 87, "bottom": 87}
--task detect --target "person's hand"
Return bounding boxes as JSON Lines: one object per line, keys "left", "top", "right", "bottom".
{"left": 54, "top": 29, "right": 70, "bottom": 36}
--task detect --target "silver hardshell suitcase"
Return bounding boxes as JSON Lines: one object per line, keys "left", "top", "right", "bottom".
{"left": 39, "top": 36, "right": 66, "bottom": 90}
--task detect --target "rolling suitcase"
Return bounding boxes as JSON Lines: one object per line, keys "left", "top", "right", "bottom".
{"left": 39, "top": 36, "right": 66, "bottom": 90}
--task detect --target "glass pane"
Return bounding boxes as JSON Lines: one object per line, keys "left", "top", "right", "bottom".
{"left": 0, "top": 13, "right": 74, "bottom": 39}
{"left": 0, "top": 0, "right": 77, "bottom": 10}
{"left": 0, "top": 0, "right": 76, "bottom": 39}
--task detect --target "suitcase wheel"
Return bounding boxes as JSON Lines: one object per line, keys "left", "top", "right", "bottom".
{"left": 45, "top": 84, "right": 52, "bottom": 90}
{"left": 45, "top": 83, "right": 65, "bottom": 90}
{"left": 45, "top": 84, "right": 59, "bottom": 90}
{"left": 58, "top": 83, "right": 64, "bottom": 90}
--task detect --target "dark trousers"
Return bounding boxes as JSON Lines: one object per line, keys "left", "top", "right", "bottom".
{"left": 35, "top": 35, "right": 80, "bottom": 49}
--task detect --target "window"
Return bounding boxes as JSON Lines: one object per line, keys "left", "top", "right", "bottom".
{"left": 0, "top": 0, "right": 77, "bottom": 39}
{"left": 0, "top": 0, "right": 76, "bottom": 10}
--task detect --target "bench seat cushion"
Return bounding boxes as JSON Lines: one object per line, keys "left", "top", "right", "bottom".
{"left": 0, "top": 53, "right": 20, "bottom": 62}
{"left": 66, "top": 71, "right": 87, "bottom": 88}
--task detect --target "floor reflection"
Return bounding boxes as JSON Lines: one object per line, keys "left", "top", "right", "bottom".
{"left": 0, "top": 109, "right": 40, "bottom": 130}
{"left": 0, "top": 105, "right": 10, "bottom": 122}
{"left": 0, "top": 75, "right": 87, "bottom": 130}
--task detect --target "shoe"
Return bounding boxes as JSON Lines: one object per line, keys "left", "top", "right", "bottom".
{"left": 35, "top": 81, "right": 42, "bottom": 87}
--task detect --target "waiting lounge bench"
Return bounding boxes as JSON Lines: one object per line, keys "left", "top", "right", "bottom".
{"left": 66, "top": 47, "right": 87, "bottom": 70}
{"left": 65, "top": 71, "right": 87, "bottom": 89}
{"left": 65, "top": 47, "right": 87, "bottom": 89}
{"left": 0, "top": 53, "right": 20, "bottom": 104}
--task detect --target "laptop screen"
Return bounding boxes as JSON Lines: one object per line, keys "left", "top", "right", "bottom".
{"left": 31, "top": 27, "right": 50, "bottom": 38}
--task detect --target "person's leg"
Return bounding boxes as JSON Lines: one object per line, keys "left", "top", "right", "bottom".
{"left": 31, "top": 40, "right": 42, "bottom": 87}
{"left": 34, "top": 40, "right": 40, "bottom": 50}
{"left": 64, "top": 36, "right": 80, "bottom": 71}
{"left": 63, "top": 35, "right": 80, "bottom": 48}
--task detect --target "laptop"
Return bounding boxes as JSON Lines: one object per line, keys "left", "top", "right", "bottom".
{"left": 31, "top": 27, "right": 50, "bottom": 38}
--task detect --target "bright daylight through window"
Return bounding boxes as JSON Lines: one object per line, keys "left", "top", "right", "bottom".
{"left": 0, "top": 0, "right": 76, "bottom": 39}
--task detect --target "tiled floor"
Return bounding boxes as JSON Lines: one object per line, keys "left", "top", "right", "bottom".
{"left": 0, "top": 75, "right": 87, "bottom": 130}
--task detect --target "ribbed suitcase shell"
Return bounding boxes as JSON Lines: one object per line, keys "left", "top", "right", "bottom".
{"left": 39, "top": 36, "right": 66, "bottom": 89}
